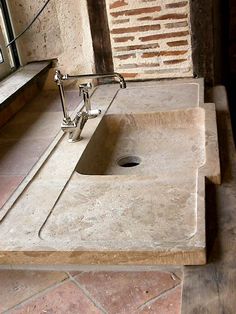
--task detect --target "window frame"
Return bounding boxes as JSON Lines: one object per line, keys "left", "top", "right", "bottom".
{"left": 0, "top": 0, "right": 20, "bottom": 70}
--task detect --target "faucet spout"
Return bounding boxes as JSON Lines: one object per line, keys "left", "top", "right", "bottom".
{"left": 63, "top": 72, "right": 126, "bottom": 89}
{"left": 55, "top": 70, "right": 127, "bottom": 142}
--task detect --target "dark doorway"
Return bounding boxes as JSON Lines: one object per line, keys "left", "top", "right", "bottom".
{"left": 219, "top": 0, "right": 236, "bottom": 142}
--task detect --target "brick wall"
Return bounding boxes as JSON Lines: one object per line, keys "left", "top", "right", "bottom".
{"left": 106, "top": 0, "right": 193, "bottom": 79}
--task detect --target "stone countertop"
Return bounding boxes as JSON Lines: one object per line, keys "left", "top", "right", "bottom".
{"left": 182, "top": 86, "right": 236, "bottom": 313}
{"left": 0, "top": 78, "right": 220, "bottom": 267}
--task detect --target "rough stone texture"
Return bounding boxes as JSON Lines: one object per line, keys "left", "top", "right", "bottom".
{"left": 0, "top": 62, "right": 50, "bottom": 128}
{"left": 0, "top": 80, "right": 220, "bottom": 266}
{"left": 106, "top": 0, "right": 193, "bottom": 79}
{"left": 107, "top": 81, "right": 201, "bottom": 113}
{"left": 181, "top": 86, "right": 236, "bottom": 313}
{"left": 6, "top": 0, "right": 218, "bottom": 84}
{"left": 7, "top": 0, "right": 95, "bottom": 88}
{"left": 7, "top": 1, "right": 195, "bottom": 83}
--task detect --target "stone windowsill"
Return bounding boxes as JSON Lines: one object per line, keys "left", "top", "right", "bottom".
{"left": 0, "top": 61, "right": 52, "bottom": 109}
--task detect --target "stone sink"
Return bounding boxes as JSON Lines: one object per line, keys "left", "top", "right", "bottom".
{"left": 76, "top": 109, "right": 205, "bottom": 176}
{"left": 0, "top": 80, "right": 221, "bottom": 267}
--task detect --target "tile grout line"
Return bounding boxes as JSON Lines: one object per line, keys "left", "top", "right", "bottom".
{"left": 2, "top": 275, "right": 70, "bottom": 314}
{"left": 67, "top": 272, "right": 108, "bottom": 314}
{"left": 136, "top": 282, "right": 181, "bottom": 311}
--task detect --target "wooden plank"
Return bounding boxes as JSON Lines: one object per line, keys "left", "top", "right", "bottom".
{"left": 182, "top": 86, "right": 236, "bottom": 313}
{"left": 87, "top": 0, "right": 114, "bottom": 73}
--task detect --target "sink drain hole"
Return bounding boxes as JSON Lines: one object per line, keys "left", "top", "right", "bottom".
{"left": 117, "top": 156, "right": 141, "bottom": 168}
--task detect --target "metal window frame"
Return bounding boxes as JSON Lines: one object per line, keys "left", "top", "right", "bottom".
{"left": 0, "top": 47, "right": 4, "bottom": 63}
{"left": 0, "top": 0, "right": 20, "bottom": 69}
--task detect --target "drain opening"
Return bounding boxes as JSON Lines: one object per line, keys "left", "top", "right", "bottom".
{"left": 117, "top": 156, "right": 141, "bottom": 168}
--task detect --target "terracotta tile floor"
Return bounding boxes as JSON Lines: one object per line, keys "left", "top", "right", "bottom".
{"left": 0, "top": 90, "right": 182, "bottom": 313}
{"left": 0, "top": 270, "right": 182, "bottom": 313}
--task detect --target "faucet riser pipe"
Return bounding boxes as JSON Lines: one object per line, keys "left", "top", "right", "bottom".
{"left": 57, "top": 81, "right": 70, "bottom": 122}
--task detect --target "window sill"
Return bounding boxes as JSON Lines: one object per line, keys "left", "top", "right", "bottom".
{"left": 0, "top": 61, "right": 52, "bottom": 109}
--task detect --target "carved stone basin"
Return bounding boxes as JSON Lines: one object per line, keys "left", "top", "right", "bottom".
{"left": 38, "top": 107, "right": 212, "bottom": 264}
{"left": 76, "top": 109, "right": 205, "bottom": 176}
{"left": 0, "top": 82, "right": 220, "bottom": 267}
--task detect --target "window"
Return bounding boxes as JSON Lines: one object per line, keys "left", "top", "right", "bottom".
{"left": 0, "top": 0, "right": 19, "bottom": 80}
{"left": 0, "top": 48, "right": 4, "bottom": 63}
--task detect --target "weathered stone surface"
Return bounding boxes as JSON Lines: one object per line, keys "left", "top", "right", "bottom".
{"left": 0, "top": 80, "right": 220, "bottom": 266}
{"left": 7, "top": 0, "right": 95, "bottom": 88}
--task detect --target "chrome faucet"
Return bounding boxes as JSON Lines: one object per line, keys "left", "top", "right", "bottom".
{"left": 54, "top": 70, "right": 126, "bottom": 142}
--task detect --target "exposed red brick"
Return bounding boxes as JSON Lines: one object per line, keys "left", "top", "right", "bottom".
{"left": 162, "top": 50, "right": 187, "bottom": 56}
{"left": 139, "top": 30, "right": 189, "bottom": 42}
{"left": 156, "top": 13, "right": 188, "bottom": 20}
{"left": 110, "top": 6, "right": 161, "bottom": 18}
{"left": 137, "top": 16, "right": 153, "bottom": 21}
{"left": 121, "top": 73, "right": 138, "bottom": 78}
{"left": 167, "top": 40, "right": 188, "bottom": 46}
{"left": 164, "top": 58, "right": 187, "bottom": 64}
{"left": 110, "top": 0, "right": 128, "bottom": 9}
{"left": 113, "top": 18, "right": 130, "bottom": 24}
{"left": 114, "top": 53, "right": 136, "bottom": 60}
{"left": 114, "top": 36, "right": 135, "bottom": 43}
{"left": 138, "top": 13, "right": 187, "bottom": 21}
{"left": 165, "top": 21, "right": 188, "bottom": 28}
{"left": 115, "top": 43, "right": 160, "bottom": 52}
{"left": 141, "top": 52, "right": 159, "bottom": 58}
{"left": 142, "top": 50, "right": 187, "bottom": 58}
{"left": 166, "top": 1, "right": 188, "bottom": 8}
{"left": 111, "top": 24, "right": 161, "bottom": 34}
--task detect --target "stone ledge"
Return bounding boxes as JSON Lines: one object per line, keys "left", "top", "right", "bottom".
{"left": 0, "top": 61, "right": 52, "bottom": 128}
{"left": 0, "top": 61, "right": 52, "bottom": 108}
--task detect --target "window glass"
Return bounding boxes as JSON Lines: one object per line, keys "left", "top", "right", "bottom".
{"left": 0, "top": 48, "right": 4, "bottom": 63}
{"left": 0, "top": 1, "right": 19, "bottom": 79}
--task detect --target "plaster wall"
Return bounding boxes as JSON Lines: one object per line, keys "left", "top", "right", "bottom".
{"left": 7, "top": 0, "right": 95, "bottom": 87}
{"left": 7, "top": 0, "right": 210, "bottom": 83}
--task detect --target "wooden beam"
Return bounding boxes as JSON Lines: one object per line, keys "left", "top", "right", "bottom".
{"left": 87, "top": 0, "right": 114, "bottom": 73}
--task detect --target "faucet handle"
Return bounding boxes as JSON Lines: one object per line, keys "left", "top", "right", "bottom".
{"left": 79, "top": 82, "right": 92, "bottom": 95}
{"left": 88, "top": 108, "right": 102, "bottom": 119}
